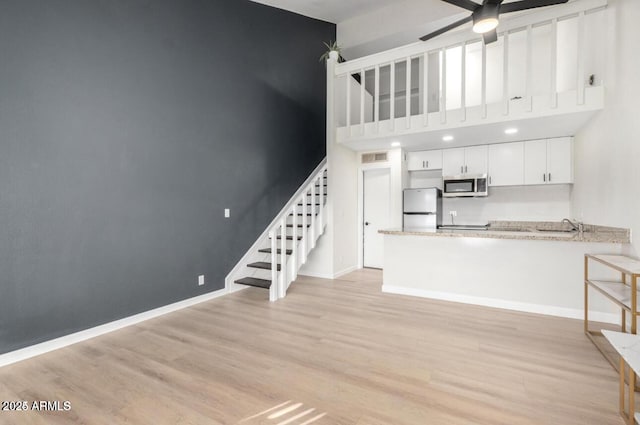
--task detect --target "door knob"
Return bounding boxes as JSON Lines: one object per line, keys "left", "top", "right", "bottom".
{"left": 365, "top": 222, "right": 370, "bottom": 226}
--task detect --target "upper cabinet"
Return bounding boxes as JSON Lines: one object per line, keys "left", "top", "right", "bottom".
{"left": 524, "top": 137, "right": 573, "bottom": 185}
{"left": 442, "top": 145, "right": 488, "bottom": 176}
{"left": 488, "top": 142, "right": 524, "bottom": 187}
{"left": 407, "top": 150, "right": 443, "bottom": 171}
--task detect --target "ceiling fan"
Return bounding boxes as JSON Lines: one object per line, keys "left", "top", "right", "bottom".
{"left": 420, "top": 0, "right": 569, "bottom": 45}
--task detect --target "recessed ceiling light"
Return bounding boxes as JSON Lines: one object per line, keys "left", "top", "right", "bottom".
{"left": 505, "top": 128, "right": 518, "bottom": 135}
{"left": 442, "top": 135, "right": 454, "bottom": 142}
{"left": 391, "top": 141, "right": 401, "bottom": 147}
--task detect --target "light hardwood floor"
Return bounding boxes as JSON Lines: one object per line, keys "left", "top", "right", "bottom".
{"left": 0, "top": 269, "right": 626, "bottom": 424}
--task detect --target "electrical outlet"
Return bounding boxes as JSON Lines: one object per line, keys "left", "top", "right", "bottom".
{"left": 198, "top": 275, "right": 205, "bottom": 286}
{"left": 224, "top": 208, "right": 230, "bottom": 218}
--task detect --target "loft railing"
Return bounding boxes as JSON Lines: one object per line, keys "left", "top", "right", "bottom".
{"left": 333, "top": 0, "right": 607, "bottom": 138}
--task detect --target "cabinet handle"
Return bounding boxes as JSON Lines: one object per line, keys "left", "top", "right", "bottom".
{"left": 549, "top": 173, "right": 552, "bottom": 182}
{"left": 460, "top": 166, "right": 463, "bottom": 174}
{"left": 465, "top": 165, "right": 468, "bottom": 173}
{"left": 543, "top": 173, "right": 546, "bottom": 182}
{"left": 489, "top": 176, "right": 492, "bottom": 185}
{"left": 426, "top": 161, "right": 429, "bottom": 168}
{"left": 422, "top": 161, "right": 424, "bottom": 168}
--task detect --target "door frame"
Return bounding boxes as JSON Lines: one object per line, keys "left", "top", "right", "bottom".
{"left": 358, "top": 163, "right": 392, "bottom": 269}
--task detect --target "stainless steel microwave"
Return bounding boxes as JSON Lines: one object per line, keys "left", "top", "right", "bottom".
{"left": 442, "top": 174, "right": 488, "bottom": 198}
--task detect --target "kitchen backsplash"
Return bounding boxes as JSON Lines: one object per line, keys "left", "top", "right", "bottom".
{"left": 409, "top": 171, "right": 572, "bottom": 225}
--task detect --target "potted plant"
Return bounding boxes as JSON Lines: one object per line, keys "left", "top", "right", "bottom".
{"left": 319, "top": 41, "right": 341, "bottom": 62}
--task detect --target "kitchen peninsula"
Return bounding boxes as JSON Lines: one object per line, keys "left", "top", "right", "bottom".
{"left": 380, "top": 221, "right": 631, "bottom": 323}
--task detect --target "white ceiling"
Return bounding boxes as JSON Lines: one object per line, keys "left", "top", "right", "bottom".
{"left": 250, "top": 0, "right": 407, "bottom": 23}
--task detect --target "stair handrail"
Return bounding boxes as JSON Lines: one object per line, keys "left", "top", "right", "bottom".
{"left": 224, "top": 158, "right": 327, "bottom": 298}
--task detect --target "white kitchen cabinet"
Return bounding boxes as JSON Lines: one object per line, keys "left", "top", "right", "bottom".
{"left": 407, "top": 150, "right": 442, "bottom": 171}
{"left": 524, "top": 137, "right": 573, "bottom": 185}
{"left": 488, "top": 142, "right": 524, "bottom": 186}
{"left": 442, "top": 146, "right": 487, "bottom": 176}
{"left": 547, "top": 137, "right": 573, "bottom": 184}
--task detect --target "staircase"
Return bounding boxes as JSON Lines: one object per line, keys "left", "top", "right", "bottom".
{"left": 226, "top": 160, "right": 327, "bottom": 301}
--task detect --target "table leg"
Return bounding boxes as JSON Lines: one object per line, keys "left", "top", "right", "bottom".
{"left": 621, "top": 357, "right": 626, "bottom": 416}
{"left": 629, "top": 367, "right": 636, "bottom": 425}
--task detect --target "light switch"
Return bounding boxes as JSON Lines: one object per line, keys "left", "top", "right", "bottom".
{"left": 224, "top": 208, "right": 230, "bottom": 218}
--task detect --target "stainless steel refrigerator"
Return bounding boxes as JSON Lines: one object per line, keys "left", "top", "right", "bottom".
{"left": 403, "top": 188, "right": 442, "bottom": 230}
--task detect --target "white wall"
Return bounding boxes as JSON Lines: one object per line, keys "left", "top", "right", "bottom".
{"left": 572, "top": 0, "right": 640, "bottom": 257}
{"left": 409, "top": 170, "right": 572, "bottom": 225}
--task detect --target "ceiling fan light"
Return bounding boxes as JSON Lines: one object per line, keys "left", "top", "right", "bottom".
{"left": 472, "top": 18, "right": 499, "bottom": 34}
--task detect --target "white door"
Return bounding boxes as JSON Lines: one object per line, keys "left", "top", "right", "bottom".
{"left": 363, "top": 168, "right": 390, "bottom": 269}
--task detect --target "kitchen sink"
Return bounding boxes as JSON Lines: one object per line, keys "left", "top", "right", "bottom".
{"left": 536, "top": 228, "right": 577, "bottom": 233}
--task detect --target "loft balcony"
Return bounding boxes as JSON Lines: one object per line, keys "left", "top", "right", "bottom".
{"left": 331, "top": 0, "right": 607, "bottom": 151}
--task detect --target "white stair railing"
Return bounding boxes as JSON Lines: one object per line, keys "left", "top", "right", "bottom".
{"left": 266, "top": 163, "right": 327, "bottom": 301}
{"left": 334, "top": 0, "right": 607, "bottom": 136}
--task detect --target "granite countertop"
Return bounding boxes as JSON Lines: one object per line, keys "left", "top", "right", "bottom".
{"left": 379, "top": 220, "right": 630, "bottom": 244}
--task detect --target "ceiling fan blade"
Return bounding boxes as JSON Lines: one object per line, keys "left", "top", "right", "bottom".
{"left": 482, "top": 29, "right": 498, "bottom": 44}
{"left": 420, "top": 15, "right": 473, "bottom": 41}
{"left": 500, "top": 0, "right": 568, "bottom": 14}
{"left": 441, "top": 0, "right": 480, "bottom": 12}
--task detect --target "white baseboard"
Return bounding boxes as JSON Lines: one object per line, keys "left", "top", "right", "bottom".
{"left": 334, "top": 265, "right": 359, "bottom": 279}
{"left": 299, "top": 265, "right": 359, "bottom": 280}
{"left": 382, "top": 285, "right": 619, "bottom": 325}
{"left": 0, "top": 287, "right": 229, "bottom": 368}
{"left": 298, "top": 271, "right": 334, "bottom": 280}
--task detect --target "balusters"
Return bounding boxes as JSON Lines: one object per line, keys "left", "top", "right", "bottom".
{"left": 550, "top": 19, "right": 558, "bottom": 109}
{"left": 318, "top": 171, "right": 325, "bottom": 236}
{"left": 360, "top": 69, "right": 365, "bottom": 134}
{"left": 440, "top": 48, "right": 446, "bottom": 124}
{"left": 525, "top": 25, "right": 533, "bottom": 112}
{"left": 302, "top": 188, "right": 308, "bottom": 262}
{"left": 481, "top": 41, "right": 487, "bottom": 119}
{"left": 503, "top": 32, "right": 510, "bottom": 116}
{"left": 390, "top": 62, "right": 396, "bottom": 131}
{"left": 406, "top": 57, "right": 411, "bottom": 128}
{"left": 269, "top": 229, "right": 277, "bottom": 302}
{"left": 279, "top": 218, "right": 286, "bottom": 298}
{"left": 374, "top": 65, "right": 380, "bottom": 133}
{"left": 461, "top": 42, "right": 466, "bottom": 122}
{"left": 422, "top": 52, "right": 429, "bottom": 126}
{"left": 310, "top": 181, "right": 316, "bottom": 249}
{"left": 577, "top": 11, "right": 586, "bottom": 105}
{"left": 346, "top": 72, "right": 351, "bottom": 129}
{"left": 291, "top": 202, "right": 298, "bottom": 282}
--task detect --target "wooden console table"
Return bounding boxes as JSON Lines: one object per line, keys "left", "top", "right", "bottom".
{"left": 603, "top": 330, "right": 640, "bottom": 425}
{"left": 585, "top": 254, "right": 640, "bottom": 371}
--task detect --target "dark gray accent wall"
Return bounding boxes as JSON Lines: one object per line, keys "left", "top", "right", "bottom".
{"left": 0, "top": 0, "right": 334, "bottom": 354}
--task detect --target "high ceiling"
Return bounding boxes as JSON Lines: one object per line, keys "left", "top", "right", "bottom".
{"left": 250, "top": 0, "right": 408, "bottom": 23}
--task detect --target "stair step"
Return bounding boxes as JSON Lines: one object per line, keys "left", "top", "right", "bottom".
{"left": 258, "top": 248, "right": 292, "bottom": 255}
{"left": 269, "top": 235, "right": 303, "bottom": 241}
{"left": 247, "top": 261, "right": 281, "bottom": 271}
{"left": 235, "top": 277, "right": 271, "bottom": 289}
{"left": 286, "top": 224, "right": 311, "bottom": 228}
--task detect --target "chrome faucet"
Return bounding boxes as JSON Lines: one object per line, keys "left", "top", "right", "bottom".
{"left": 562, "top": 218, "right": 584, "bottom": 237}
